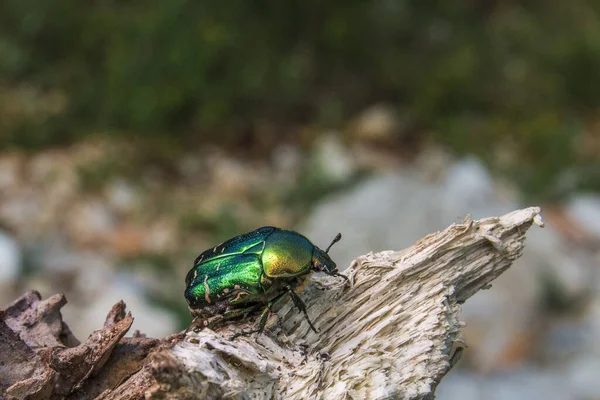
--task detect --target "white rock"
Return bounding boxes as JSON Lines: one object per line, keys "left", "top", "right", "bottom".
{"left": 312, "top": 134, "right": 355, "bottom": 183}
{"left": 301, "top": 173, "right": 442, "bottom": 271}
{"left": 566, "top": 355, "right": 600, "bottom": 399}
{"left": 40, "top": 241, "right": 95, "bottom": 273}
{"left": 272, "top": 144, "right": 302, "bottom": 185}
{"left": 441, "top": 156, "right": 512, "bottom": 220}
{"left": 566, "top": 194, "right": 600, "bottom": 239}
{"left": 438, "top": 368, "right": 576, "bottom": 400}
{"left": 105, "top": 180, "right": 139, "bottom": 214}
{"left": 0, "top": 155, "right": 21, "bottom": 191}
{"left": 66, "top": 201, "right": 116, "bottom": 245}
{"left": 143, "top": 220, "right": 177, "bottom": 253}
{"left": 208, "top": 155, "right": 253, "bottom": 196}
{"left": 301, "top": 157, "right": 594, "bottom": 372}
{"left": 0, "top": 230, "right": 21, "bottom": 282}
{"left": 0, "top": 190, "right": 41, "bottom": 234}
{"left": 301, "top": 159, "right": 517, "bottom": 272}
{"left": 64, "top": 273, "right": 178, "bottom": 340}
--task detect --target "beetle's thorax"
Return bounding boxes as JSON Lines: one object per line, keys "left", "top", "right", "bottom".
{"left": 261, "top": 229, "right": 314, "bottom": 278}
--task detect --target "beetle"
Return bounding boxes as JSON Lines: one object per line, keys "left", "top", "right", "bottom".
{"left": 184, "top": 226, "right": 347, "bottom": 339}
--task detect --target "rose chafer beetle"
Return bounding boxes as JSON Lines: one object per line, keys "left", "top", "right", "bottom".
{"left": 184, "top": 226, "right": 347, "bottom": 339}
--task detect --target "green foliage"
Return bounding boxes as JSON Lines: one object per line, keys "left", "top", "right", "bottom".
{"left": 286, "top": 163, "right": 370, "bottom": 215}
{"left": 1, "top": 1, "right": 599, "bottom": 198}
{"left": 179, "top": 204, "right": 239, "bottom": 244}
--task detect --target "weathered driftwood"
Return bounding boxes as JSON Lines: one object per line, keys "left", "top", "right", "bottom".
{"left": 0, "top": 207, "right": 543, "bottom": 400}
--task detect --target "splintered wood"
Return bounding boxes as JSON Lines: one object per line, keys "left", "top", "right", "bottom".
{"left": 0, "top": 207, "right": 542, "bottom": 400}
{"left": 169, "top": 207, "right": 543, "bottom": 399}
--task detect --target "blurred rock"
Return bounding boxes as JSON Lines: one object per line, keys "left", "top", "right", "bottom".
{"left": 587, "top": 296, "right": 600, "bottom": 354}
{"left": 66, "top": 201, "right": 116, "bottom": 247}
{"left": 352, "top": 104, "right": 401, "bottom": 143}
{"left": 272, "top": 143, "right": 302, "bottom": 185}
{"left": 438, "top": 368, "right": 575, "bottom": 400}
{"left": 28, "top": 233, "right": 86, "bottom": 273}
{"left": 301, "top": 157, "right": 593, "bottom": 372}
{"left": 105, "top": 180, "right": 140, "bottom": 215}
{"left": 0, "top": 189, "right": 41, "bottom": 234}
{"left": 177, "top": 154, "right": 205, "bottom": 182}
{"left": 30, "top": 154, "right": 79, "bottom": 232}
{"left": 440, "top": 348, "right": 600, "bottom": 399}
{"left": 143, "top": 219, "right": 177, "bottom": 253}
{"left": 29, "top": 152, "right": 77, "bottom": 188}
{"left": 441, "top": 157, "right": 500, "bottom": 218}
{"left": 413, "top": 145, "right": 456, "bottom": 182}
{"left": 0, "top": 230, "right": 21, "bottom": 282}
{"left": 301, "top": 173, "right": 442, "bottom": 270}
{"left": 32, "top": 241, "right": 116, "bottom": 295}
{"left": 565, "top": 354, "right": 600, "bottom": 400}
{"left": 0, "top": 139, "right": 594, "bottom": 399}
{"left": 566, "top": 194, "right": 600, "bottom": 240}
{"left": 0, "top": 154, "right": 22, "bottom": 191}
{"left": 301, "top": 157, "right": 515, "bottom": 271}
{"left": 111, "top": 227, "right": 145, "bottom": 257}
{"left": 207, "top": 154, "right": 254, "bottom": 196}
{"left": 65, "top": 273, "right": 178, "bottom": 339}
{"left": 312, "top": 134, "right": 355, "bottom": 183}
{"left": 350, "top": 142, "right": 403, "bottom": 172}
{"left": 541, "top": 316, "right": 596, "bottom": 364}
{"left": 543, "top": 206, "right": 593, "bottom": 243}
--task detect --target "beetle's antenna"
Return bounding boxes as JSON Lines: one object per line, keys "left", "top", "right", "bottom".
{"left": 325, "top": 233, "right": 342, "bottom": 254}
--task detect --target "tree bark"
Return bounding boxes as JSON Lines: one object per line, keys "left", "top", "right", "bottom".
{"left": 0, "top": 207, "right": 543, "bottom": 400}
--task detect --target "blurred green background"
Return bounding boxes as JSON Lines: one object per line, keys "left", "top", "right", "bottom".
{"left": 1, "top": 0, "right": 599, "bottom": 200}
{"left": 1, "top": 3, "right": 600, "bottom": 398}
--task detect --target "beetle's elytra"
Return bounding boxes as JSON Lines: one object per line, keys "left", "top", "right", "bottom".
{"left": 184, "top": 226, "right": 347, "bottom": 339}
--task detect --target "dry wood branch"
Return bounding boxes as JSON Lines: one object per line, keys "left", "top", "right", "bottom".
{"left": 153, "top": 207, "right": 543, "bottom": 399}
{"left": 0, "top": 207, "right": 543, "bottom": 400}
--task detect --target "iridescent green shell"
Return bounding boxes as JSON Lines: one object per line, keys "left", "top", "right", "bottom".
{"left": 184, "top": 227, "right": 316, "bottom": 310}
{"left": 261, "top": 229, "right": 313, "bottom": 278}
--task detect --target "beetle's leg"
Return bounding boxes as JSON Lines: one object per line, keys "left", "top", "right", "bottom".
{"left": 229, "top": 306, "right": 270, "bottom": 340}
{"left": 184, "top": 314, "right": 224, "bottom": 334}
{"left": 230, "top": 291, "right": 289, "bottom": 340}
{"left": 184, "top": 317, "right": 200, "bottom": 334}
{"left": 185, "top": 305, "right": 261, "bottom": 336}
{"left": 185, "top": 315, "right": 222, "bottom": 334}
{"left": 287, "top": 287, "right": 318, "bottom": 334}
{"left": 326, "top": 271, "right": 350, "bottom": 283}
{"left": 216, "top": 304, "right": 261, "bottom": 326}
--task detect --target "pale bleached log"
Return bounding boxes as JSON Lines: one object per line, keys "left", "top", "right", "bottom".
{"left": 137, "top": 207, "right": 544, "bottom": 400}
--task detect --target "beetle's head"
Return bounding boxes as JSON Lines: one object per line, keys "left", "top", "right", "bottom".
{"left": 312, "top": 233, "right": 342, "bottom": 275}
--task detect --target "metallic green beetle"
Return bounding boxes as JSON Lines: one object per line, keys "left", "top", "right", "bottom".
{"left": 184, "top": 226, "right": 346, "bottom": 339}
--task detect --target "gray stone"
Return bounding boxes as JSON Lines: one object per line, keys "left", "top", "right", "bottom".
{"left": 566, "top": 194, "right": 600, "bottom": 239}
{"left": 565, "top": 354, "right": 600, "bottom": 399}
{"left": 438, "top": 368, "right": 576, "bottom": 400}
{"left": 0, "top": 190, "right": 41, "bottom": 234}
{"left": 0, "top": 155, "right": 21, "bottom": 191}
{"left": 301, "top": 157, "right": 517, "bottom": 273}
{"left": 312, "top": 134, "right": 355, "bottom": 183}
{"left": 105, "top": 179, "right": 140, "bottom": 214}
{"left": 272, "top": 144, "right": 302, "bottom": 182}
{"left": 301, "top": 157, "right": 594, "bottom": 373}
{"left": 0, "top": 230, "right": 21, "bottom": 282}
{"left": 66, "top": 201, "right": 116, "bottom": 245}
{"left": 301, "top": 173, "right": 442, "bottom": 272}
{"left": 62, "top": 272, "right": 178, "bottom": 340}
{"left": 440, "top": 156, "right": 517, "bottom": 220}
